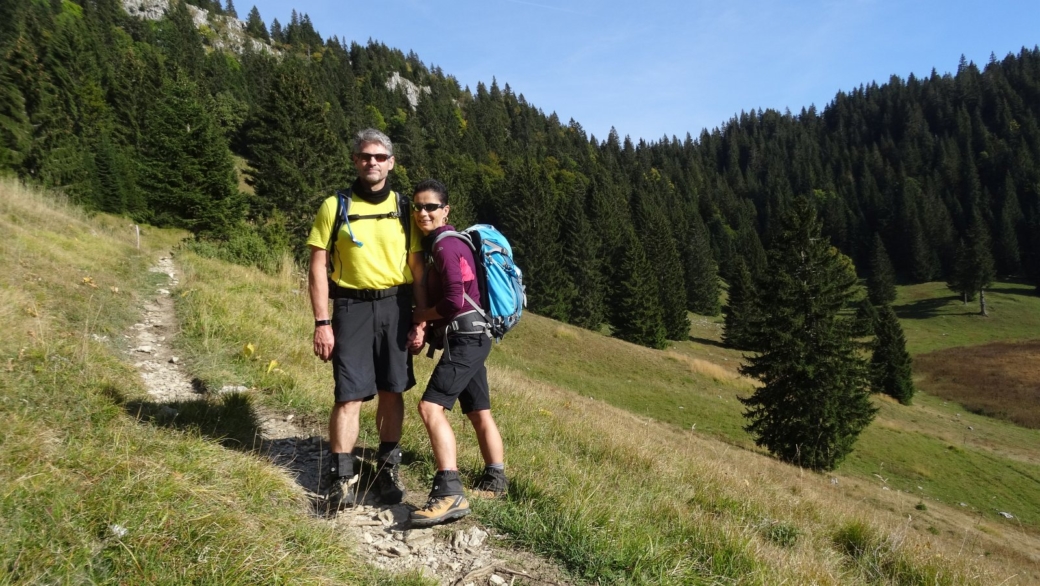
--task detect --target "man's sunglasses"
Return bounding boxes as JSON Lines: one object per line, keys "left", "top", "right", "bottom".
{"left": 411, "top": 202, "right": 446, "bottom": 213}
{"left": 354, "top": 152, "right": 392, "bottom": 163}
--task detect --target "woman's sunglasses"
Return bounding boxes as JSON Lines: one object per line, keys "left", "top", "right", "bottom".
{"left": 411, "top": 202, "right": 446, "bottom": 213}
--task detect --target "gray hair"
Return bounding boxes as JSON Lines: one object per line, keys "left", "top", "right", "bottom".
{"left": 353, "top": 128, "right": 393, "bottom": 156}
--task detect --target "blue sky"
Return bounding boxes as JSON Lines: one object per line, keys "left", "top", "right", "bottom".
{"left": 243, "top": 0, "right": 1040, "bottom": 143}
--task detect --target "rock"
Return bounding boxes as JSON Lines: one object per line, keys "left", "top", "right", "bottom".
{"left": 136, "top": 346, "right": 154, "bottom": 353}
{"left": 489, "top": 575, "right": 507, "bottom": 586}
{"left": 169, "top": 357, "right": 178, "bottom": 364}
{"left": 999, "top": 511, "right": 1014, "bottom": 519}
{"left": 218, "top": 385, "right": 249, "bottom": 394}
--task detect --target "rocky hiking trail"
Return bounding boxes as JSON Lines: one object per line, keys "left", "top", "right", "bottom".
{"left": 128, "top": 256, "right": 572, "bottom": 586}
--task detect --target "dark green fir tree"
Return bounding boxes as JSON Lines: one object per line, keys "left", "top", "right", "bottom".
{"left": 867, "top": 233, "right": 897, "bottom": 306}
{"left": 947, "top": 205, "right": 996, "bottom": 315}
{"left": 684, "top": 213, "right": 721, "bottom": 316}
{"left": 739, "top": 196, "right": 877, "bottom": 471}
{"left": 611, "top": 229, "right": 667, "bottom": 349}
{"left": 721, "top": 256, "right": 757, "bottom": 350}
{"left": 870, "top": 304, "right": 915, "bottom": 405}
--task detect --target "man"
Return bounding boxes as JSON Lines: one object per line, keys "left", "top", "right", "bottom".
{"left": 306, "top": 128, "right": 425, "bottom": 510}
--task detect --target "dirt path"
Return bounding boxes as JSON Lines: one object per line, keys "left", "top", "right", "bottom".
{"left": 129, "top": 256, "right": 571, "bottom": 586}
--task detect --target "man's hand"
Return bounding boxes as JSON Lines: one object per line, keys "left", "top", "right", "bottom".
{"left": 314, "top": 324, "right": 335, "bottom": 361}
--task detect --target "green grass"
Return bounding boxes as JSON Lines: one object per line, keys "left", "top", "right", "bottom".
{"left": 893, "top": 280, "right": 1040, "bottom": 355}
{"left": 0, "top": 180, "right": 429, "bottom": 585}
{"left": 7, "top": 179, "right": 1031, "bottom": 584}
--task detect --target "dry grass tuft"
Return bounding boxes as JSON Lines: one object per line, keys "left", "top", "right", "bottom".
{"left": 665, "top": 350, "right": 753, "bottom": 385}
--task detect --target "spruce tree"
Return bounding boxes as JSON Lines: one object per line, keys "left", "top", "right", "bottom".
{"left": 561, "top": 189, "right": 606, "bottom": 330}
{"left": 867, "top": 233, "right": 897, "bottom": 305}
{"left": 611, "top": 229, "right": 667, "bottom": 349}
{"left": 246, "top": 57, "right": 347, "bottom": 240}
{"left": 739, "top": 196, "right": 876, "bottom": 471}
{"left": 684, "top": 213, "right": 722, "bottom": 315}
{"left": 947, "top": 205, "right": 996, "bottom": 315}
{"left": 721, "top": 257, "right": 757, "bottom": 350}
{"left": 870, "top": 304, "right": 915, "bottom": 405}
{"left": 635, "top": 196, "right": 689, "bottom": 340}
{"left": 245, "top": 7, "right": 270, "bottom": 41}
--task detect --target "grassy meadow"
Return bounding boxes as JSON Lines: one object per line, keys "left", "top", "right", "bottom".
{"left": 5, "top": 179, "right": 1040, "bottom": 584}
{"left": 0, "top": 180, "right": 427, "bottom": 585}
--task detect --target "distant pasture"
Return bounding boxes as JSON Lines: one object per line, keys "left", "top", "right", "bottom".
{"left": 914, "top": 340, "right": 1040, "bottom": 429}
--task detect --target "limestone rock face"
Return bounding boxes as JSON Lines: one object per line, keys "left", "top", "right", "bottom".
{"left": 386, "top": 72, "right": 431, "bottom": 110}
{"left": 121, "top": 0, "right": 272, "bottom": 54}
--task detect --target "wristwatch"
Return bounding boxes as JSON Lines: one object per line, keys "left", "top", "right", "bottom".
{"left": 315, "top": 319, "right": 332, "bottom": 327}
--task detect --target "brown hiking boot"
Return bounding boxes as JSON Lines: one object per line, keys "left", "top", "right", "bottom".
{"left": 410, "top": 494, "right": 470, "bottom": 527}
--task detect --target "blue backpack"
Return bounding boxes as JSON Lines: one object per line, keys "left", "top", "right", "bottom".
{"left": 433, "top": 224, "right": 526, "bottom": 341}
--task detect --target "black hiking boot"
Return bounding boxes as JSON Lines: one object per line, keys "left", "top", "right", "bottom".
{"left": 473, "top": 466, "right": 509, "bottom": 497}
{"left": 326, "top": 474, "right": 358, "bottom": 511}
{"left": 375, "top": 462, "right": 406, "bottom": 504}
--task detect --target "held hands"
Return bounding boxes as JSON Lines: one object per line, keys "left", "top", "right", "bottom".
{"left": 407, "top": 321, "right": 426, "bottom": 355}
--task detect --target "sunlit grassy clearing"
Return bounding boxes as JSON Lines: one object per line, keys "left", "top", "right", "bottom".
{"left": 171, "top": 247, "right": 1029, "bottom": 584}
{"left": 893, "top": 280, "right": 1040, "bottom": 355}
{"left": 0, "top": 180, "right": 428, "bottom": 585}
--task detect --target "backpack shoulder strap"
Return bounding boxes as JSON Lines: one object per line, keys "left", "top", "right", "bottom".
{"left": 397, "top": 191, "right": 411, "bottom": 255}
{"left": 326, "top": 189, "right": 352, "bottom": 274}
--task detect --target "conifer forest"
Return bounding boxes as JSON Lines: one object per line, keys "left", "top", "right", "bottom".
{"left": 4, "top": 0, "right": 1040, "bottom": 350}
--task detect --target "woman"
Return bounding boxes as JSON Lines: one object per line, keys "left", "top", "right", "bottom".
{"left": 407, "top": 179, "right": 508, "bottom": 528}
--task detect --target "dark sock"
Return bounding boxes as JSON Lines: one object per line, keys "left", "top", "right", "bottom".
{"left": 330, "top": 452, "right": 356, "bottom": 478}
{"left": 377, "top": 441, "right": 402, "bottom": 466}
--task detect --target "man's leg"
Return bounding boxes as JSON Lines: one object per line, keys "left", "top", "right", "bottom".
{"left": 373, "top": 390, "right": 407, "bottom": 503}
{"left": 376, "top": 390, "right": 404, "bottom": 442}
{"left": 327, "top": 399, "right": 363, "bottom": 510}
{"left": 330, "top": 400, "right": 363, "bottom": 454}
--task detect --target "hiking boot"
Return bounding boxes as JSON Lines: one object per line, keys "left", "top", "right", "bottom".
{"left": 375, "top": 463, "right": 406, "bottom": 504}
{"left": 410, "top": 494, "right": 470, "bottom": 527}
{"left": 326, "top": 474, "right": 359, "bottom": 511}
{"left": 473, "top": 466, "right": 509, "bottom": 497}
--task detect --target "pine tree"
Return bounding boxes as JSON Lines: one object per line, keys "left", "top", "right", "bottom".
{"left": 500, "top": 158, "right": 573, "bottom": 322}
{"left": 611, "top": 229, "right": 667, "bottom": 349}
{"left": 244, "top": 7, "right": 269, "bottom": 41}
{"left": 561, "top": 189, "right": 606, "bottom": 330}
{"left": 866, "top": 233, "right": 897, "bottom": 305}
{"left": 0, "top": 58, "right": 30, "bottom": 169}
{"left": 870, "top": 304, "right": 915, "bottom": 405}
{"left": 947, "top": 205, "right": 996, "bottom": 315}
{"left": 224, "top": 0, "right": 238, "bottom": 19}
{"left": 684, "top": 213, "right": 722, "bottom": 315}
{"left": 137, "top": 71, "right": 242, "bottom": 234}
{"left": 246, "top": 57, "right": 347, "bottom": 240}
{"left": 635, "top": 194, "right": 689, "bottom": 340}
{"left": 739, "top": 197, "right": 876, "bottom": 471}
{"left": 721, "top": 257, "right": 757, "bottom": 349}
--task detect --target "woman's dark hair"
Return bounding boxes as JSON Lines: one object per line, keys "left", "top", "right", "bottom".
{"left": 413, "top": 178, "right": 448, "bottom": 205}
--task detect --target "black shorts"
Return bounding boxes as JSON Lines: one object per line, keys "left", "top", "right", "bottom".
{"left": 422, "top": 334, "right": 492, "bottom": 414}
{"left": 331, "top": 293, "right": 415, "bottom": 403}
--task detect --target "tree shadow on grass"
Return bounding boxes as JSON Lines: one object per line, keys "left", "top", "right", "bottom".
{"left": 688, "top": 336, "right": 729, "bottom": 349}
{"left": 894, "top": 296, "right": 976, "bottom": 320}
{"left": 121, "top": 390, "right": 424, "bottom": 515}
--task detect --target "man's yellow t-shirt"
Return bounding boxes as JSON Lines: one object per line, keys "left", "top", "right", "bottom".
{"left": 307, "top": 192, "right": 423, "bottom": 290}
